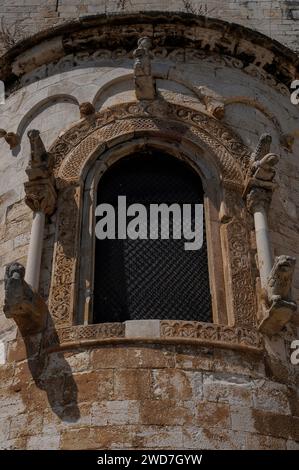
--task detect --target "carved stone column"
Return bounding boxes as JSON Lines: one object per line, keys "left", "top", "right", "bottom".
{"left": 24, "top": 130, "right": 56, "bottom": 291}
{"left": 244, "top": 134, "right": 297, "bottom": 335}
{"left": 247, "top": 188, "right": 273, "bottom": 288}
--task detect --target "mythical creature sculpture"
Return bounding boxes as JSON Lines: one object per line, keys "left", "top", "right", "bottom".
{"left": 27, "top": 130, "right": 53, "bottom": 179}
{"left": 0, "top": 129, "right": 20, "bottom": 149}
{"left": 79, "top": 102, "right": 95, "bottom": 118}
{"left": 249, "top": 133, "right": 279, "bottom": 184}
{"left": 4, "top": 262, "right": 47, "bottom": 336}
{"left": 266, "top": 255, "right": 296, "bottom": 307}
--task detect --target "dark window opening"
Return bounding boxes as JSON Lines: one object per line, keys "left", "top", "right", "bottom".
{"left": 93, "top": 150, "right": 212, "bottom": 323}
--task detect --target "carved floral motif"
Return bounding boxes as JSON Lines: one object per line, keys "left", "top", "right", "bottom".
{"left": 49, "top": 99, "right": 256, "bottom": 328}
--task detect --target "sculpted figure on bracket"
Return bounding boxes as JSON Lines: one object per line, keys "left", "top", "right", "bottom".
{"left": 245, "top": 134, "right": 297, "bottom": 334}
{"left": 4, "top": 262, "right": 47, "bottom": 336}
{"left": 133, "top": 37, "right": 156, "bottom": 100}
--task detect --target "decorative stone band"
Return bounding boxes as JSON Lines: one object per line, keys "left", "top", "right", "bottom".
{"left": 42, "top": 320, "right": 264, "bottom": 353}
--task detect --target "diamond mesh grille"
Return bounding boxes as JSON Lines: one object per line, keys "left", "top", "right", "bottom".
{"left": 93, "top": 151, "right": 212, "bottom": 323}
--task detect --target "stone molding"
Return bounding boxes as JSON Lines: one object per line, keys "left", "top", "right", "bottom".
{"left": 47, "top": 98, "right": 257, "bottom": 328}
{"left": 42, "top": 320, "right": 264, "bottom": 353}
{"left": 1, "top": 13, "right": 298, "bottom": 98}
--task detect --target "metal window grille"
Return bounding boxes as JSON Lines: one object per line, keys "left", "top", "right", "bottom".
{"left": 93, "top": 151, "right": 212, "bottom": 323}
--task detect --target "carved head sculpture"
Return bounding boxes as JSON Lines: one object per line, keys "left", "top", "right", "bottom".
{"left": 267, "top": 255, "right": 296, "bottom": 301}
{"left": 251, "top": 133, "right": 272, "bottom": 163}
{"left": 79, "top": 102, "right": 95, "bottom": 119}
{"left": 137, "top": 37, "right": 152, "bottom": 50}
{"left": 4, "top": 262, "right": 25, "bottom": 285}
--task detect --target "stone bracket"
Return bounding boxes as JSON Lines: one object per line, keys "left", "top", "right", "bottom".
{"left": 259, "top": 298, "right": 297, "bottom": 336}
{"left": 133, "top": 37, "right": 156, "bottom": 101}
{"left": 4, "top": 262, "right": 48, "bottom": 336}
{"left": 258, "top": 255, "right": 297, "bottom": 336}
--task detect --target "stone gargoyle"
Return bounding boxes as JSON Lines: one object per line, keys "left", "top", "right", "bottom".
{"left": 247, "top": 133, "right": 279, "bottom": 187}
{"left": 26, "top": 129, "right": 53, "bottom": 180}
{"left": 4, "top": 262, "right": 48, "bottom": 336}
{"left": 259, "top": 255, "right": 297, "bottom": 335}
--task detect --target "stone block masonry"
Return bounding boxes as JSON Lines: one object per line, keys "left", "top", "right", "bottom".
{"left": 0, "top": 1, "right": 299, "bottom": 56}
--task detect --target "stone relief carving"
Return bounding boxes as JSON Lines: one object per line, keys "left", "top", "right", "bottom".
{"left": 160, "top": 321, "right": 263, "bottom": 350}
{"left": 133, "top": 37, "right": 156, "bottom": 100}
{"left": 48, "top": 186, "right": 81, "bottom": 326}
{"left": 4, "top": 262, "right": 47, "bottom": 336}
{"left": 47, "top": 98, "right": 256, "bottom": 330}
{"left": 8, "top": 19, "right": 294, "bottom": 98}
{"left": 243, "top": 134, "right": 297, "bottom": 335}
{"left": 50, "top": 100, "right": 249, "bottom": 189}
{"left": 42, "top": 321, "right": 263, "bottom": 352}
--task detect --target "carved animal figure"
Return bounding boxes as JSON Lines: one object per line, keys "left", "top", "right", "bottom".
{"left": 250, "top": 133, "right": 272, "bottom": 164}
{"left": 249, "top": 133, "right": 279, "bottom": 182}
{"left": 27, "top": 129, "right": 50, "bottom": 167}
{"left": 4, "top": 262, "right": 26, "bottom": 313}
{"left": 267, "top": 255, "right": 296, "bottom": 304}
{"left": 133, "top": 37, "right": 152, "bottom": 77}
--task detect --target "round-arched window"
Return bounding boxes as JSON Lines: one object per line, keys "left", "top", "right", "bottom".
{"left": 93, "top": 150, "right": 211, "bottom": 323}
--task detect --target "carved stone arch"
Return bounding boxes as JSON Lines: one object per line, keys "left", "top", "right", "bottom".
{"left": 48, "top": 99, "right": 256, "bottom": 329}
{"left": 50, "top": 101, "right": 249, "bottom": 186}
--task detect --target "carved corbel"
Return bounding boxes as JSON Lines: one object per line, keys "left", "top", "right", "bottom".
{"left": 4, "top": 262, "right": 47, "bottom": 336}
{"left": 24, "top": 130, "right": 57, "bottom": 215}
{"left": 259, "top": 255, "right": 297, "bottom": 335}
{"left": 79, "top": 102, "right": 95, "bottom": 119}
{"left": 133, "top": 37, "right": 156, "bottom": 100}
{"left": 243, "top": 134, "right": 279, "bottom": 196}
{"left": 197, "top": 86, "right": 225, "bottom": 119}
{"left": 0, "top": 129, "right": 20, "bottom": 149}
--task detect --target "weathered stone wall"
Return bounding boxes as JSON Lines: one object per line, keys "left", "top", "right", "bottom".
{"left": 0, "top": 340, "right": 298, "bottom": 449}
{"left": 0, "top": 1, "right": 299, "bottom": 56}
{"left": 0, "top": 11, "right": 298, "bottom": 451}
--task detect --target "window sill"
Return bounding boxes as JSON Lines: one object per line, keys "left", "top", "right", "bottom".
{"left": 43, "top": 320, "right": 264, "bottom": 353}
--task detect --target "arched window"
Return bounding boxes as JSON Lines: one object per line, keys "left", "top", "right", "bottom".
{"left": 93, "top": 150, "right": 212, "bottom": 323}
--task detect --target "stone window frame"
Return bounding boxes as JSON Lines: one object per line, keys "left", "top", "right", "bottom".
{"left": 45, "top": 99, "right": 262, "bottom": 352}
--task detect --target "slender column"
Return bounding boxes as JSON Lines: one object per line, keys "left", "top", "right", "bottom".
{"left": 247, "top": 188, "right": 273, "bottom": 288}
{"left": 25, "top": 211, "right": 45, "bottom": 291}
{"left": 24, "top": 130, "right": 57, "bottom": 292}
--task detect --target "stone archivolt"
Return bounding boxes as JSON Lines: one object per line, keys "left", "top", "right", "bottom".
{"left": 51, "top": 100, "right": 249, "bottom": 188}
{"left": 47, "top": 97, "right": 257, "bottom": 335}
{"left": 2, "top": 14, "right": 298, "bottom": 99}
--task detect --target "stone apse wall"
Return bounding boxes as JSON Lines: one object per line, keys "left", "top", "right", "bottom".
{"left": 0, "top": 9, "right": 299, "bottom": 450}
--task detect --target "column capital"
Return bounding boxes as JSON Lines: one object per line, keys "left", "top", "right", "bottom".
{"left": 24, "top": 129, "right": 57, "bottom": 215}
{"left": 24, "top": 177, "right": 56, "bottom": 215}
{"left": 246, "top": 187, "right": 273, "bottom": 214}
